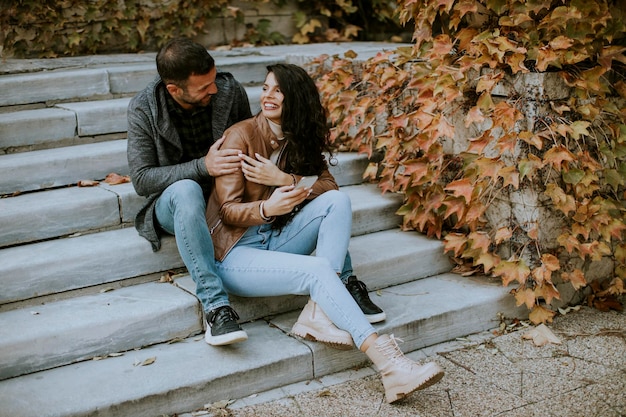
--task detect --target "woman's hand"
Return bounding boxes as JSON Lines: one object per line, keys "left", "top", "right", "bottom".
{"left": 205, "top": 137, "right": 242, "bottom": 177}
{"left": 262, "top": 185, "right": 310, "bottom": 217}
{"left": 241, "top": 153, "right": 292, "bottom": 187}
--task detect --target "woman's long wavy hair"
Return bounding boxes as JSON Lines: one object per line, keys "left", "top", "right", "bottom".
{"left": 267, "top": 63, "right": 335, "bottom": 175}
{"left": 266, "top": 63, "right": 337, "bottom": 229}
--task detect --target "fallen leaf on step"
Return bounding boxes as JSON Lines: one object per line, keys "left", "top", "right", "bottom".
{"left": 104, "top": 172, "right": 131, "bottom": 185}
{"left": 77, "top": 179, "right": 99, "bottom": 187}
{"left": 522, "top": 323, "right": 561, "bottom": 346}
{"left": 134, "top": 356, "right": 156, "bottom": 366}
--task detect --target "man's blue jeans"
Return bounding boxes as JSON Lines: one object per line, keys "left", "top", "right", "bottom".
{"left": 216, "top": 190, "right": 376, "bottom": 348}
{"left": 155, "top": 180, "right": 230, "bottom": 314}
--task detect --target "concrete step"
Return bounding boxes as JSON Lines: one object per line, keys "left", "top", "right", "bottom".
{"left": 0, "top": 273, "right": 523, "bottom": 417}
{"left": 0, "top": 140, "right": 129, "bottom": 195}
{"left": 0, "top": 136, "right": 366, "bottom": 195}
{"left": 0, "top": 184, "right": 408, "bottom": 306}
{"left": 0, "top": 42, "right": 400, "bottom": 107}
{"left": 0, "top": 86, "right": 262, "bottom": 153}
{"left": 0, "top": 229, "right": 452, "bottom": 380}
{"left": 0, "top": 153, "right": 372, "bottom": 248}
{"left": 0, "top": 58, "right": 268, "bottom": 109}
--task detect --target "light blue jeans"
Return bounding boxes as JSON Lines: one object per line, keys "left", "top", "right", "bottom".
{"left": 216, "top": 190, "right": 376, "bottom": 348}
{"left": 155, "top": 180, "right": 230, "bottom": 313}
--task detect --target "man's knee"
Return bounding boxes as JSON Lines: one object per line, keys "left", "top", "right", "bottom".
{"left": 167, "top": 179, "right": 203, "bottom": 200}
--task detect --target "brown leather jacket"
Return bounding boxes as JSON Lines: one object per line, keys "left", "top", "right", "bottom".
{"left": 205, "top": 113, "right": 338, "bottom": 261}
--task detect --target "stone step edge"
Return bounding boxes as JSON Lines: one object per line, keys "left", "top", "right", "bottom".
{"left": 0, "top": 229, "right": 453, "bottom": 380}
{"left": 0, "top": 141, "right": 369, "bottom": 195}
{"left": 0, "top": 181, "right": 399, "bottom": 250}
{"left": 0, "top": 87, "right": 263, "bottom": 152}
{"left": 0, "top": 273, "right": 525, "bottom": 417}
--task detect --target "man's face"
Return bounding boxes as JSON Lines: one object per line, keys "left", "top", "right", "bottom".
{"left": 168, "top": 67, "right": 218, "bottom": 110}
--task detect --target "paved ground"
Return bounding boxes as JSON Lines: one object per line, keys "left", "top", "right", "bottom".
{"left": 179, "top": 305, "right": 625, "bottom": 417}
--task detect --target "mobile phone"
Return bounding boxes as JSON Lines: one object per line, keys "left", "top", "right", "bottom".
{"left": 295, "top": 175, "right": 317, "bottom": 189}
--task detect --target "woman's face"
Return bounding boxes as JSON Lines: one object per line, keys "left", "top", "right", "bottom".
{"left": 261, "top": 72, "right": 284, "bottom": 125}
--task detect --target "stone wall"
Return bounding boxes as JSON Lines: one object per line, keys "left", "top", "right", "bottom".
{"left": 194, "top": 0, "right": 299, "bottom": 47}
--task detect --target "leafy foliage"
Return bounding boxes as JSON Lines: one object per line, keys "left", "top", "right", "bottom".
{"left": 0, "top": 0, "right": 404, "bottom": 58}
{"left": 310, "top": 0, "right": 626, "bottom": 322}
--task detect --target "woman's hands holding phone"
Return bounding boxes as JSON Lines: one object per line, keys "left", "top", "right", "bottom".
{"left": 262, "top": 184, "right": 311, "bottom": 217}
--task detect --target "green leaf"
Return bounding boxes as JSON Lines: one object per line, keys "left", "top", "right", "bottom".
{"left": 563, "top": 168, "right": 585, "bottom": 185}
{"left": 603, "top": 168, "right": 624, "bottom": 190}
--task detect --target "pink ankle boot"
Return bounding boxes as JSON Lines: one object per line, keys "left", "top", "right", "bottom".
{"left": 291, "top": 299, "right": 354, "bottom": 350}
{"left": 366, "top": 334, "right": 444, "bottom": 403}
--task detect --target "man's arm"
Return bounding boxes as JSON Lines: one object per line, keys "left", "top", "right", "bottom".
{"left": 126, "top": 96, "right": 208, "bottom": 197}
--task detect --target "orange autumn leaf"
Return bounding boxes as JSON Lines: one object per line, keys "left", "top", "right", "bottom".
{"left": 527, "top": 223, "right": 539, "bottom": 240}
{"left": 468, "top": 231, "right": 491, "bottom": 253}
{"left": 541, "top": 254, "right": 561, "bottom": 272}
{"left": 497, "top": 166, "right": 520, "bottom": 189}
{"left": 514, "top": 287, "right": 536, "bottom": 309}
{"left": 518, "top": 131, "right": 543, "bottom": 150}
{"left": 104, "top": 173, "right": 131, "bottom": 185}
{"left": 443, "top": 232, "right": 468, "bottom": 257}
{"left": 549, "top": 36, "right": 574, "bottom": 50}
{"left": 494, "top": 227, "right": 513, "bottom": 244}
{"left": 466, "top": 131, "right": 492, "bottom": 154}
{"left": 445, "top": 178, "right": 474, "bottom": 203}
{"left": 475, "top": 251, "right": 500, "bottom": 273}
{"left": 493, "top": 258, "right": 530, "bottom": 286}
{"left": 543, "top": 145, "right": 576, "bottom": 170}
{"left": 535, "top": 282, "right": 561, "bottom": 305}
{"left": 562, "top": 269, "right": 587, "bottom": 290}
{"left": 443, "top": 197, "right": 467, "bottom": 223}
{"left": 464, "top": 106, "right": 486, "bottom": 127}
{"left": 529, "top": 304, "right": 557, "bottom": 324}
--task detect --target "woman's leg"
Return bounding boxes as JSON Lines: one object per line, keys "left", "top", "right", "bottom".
{"left": 267, "top": 190, "right": 352, "bottom": 274}
{"left": 217, "top": 241, "right": 375, "bottom": 348}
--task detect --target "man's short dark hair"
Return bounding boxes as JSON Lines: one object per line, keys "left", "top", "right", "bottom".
{"left": 156, "top": 37, "right": 215, "bottom": 87}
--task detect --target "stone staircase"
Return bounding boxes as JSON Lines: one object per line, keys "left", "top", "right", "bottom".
{"left": 0, "top": 43, "right": 524, "bottom": 416}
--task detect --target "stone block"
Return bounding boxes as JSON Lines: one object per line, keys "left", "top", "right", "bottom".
{"left": 107, "top": 64, "right": 157, "bottom": 94}
{"left": 0, "top": 108, "right": 76, "bottom": 149}
{"left": 0, "top": 186, "right": 120, "bottom": 248}
{"left": 56, "top": 98, "right": 130, "bottom": 136}
{"left": 491, "top": 71, "right": 571, "bottom": 100}
{"left": 0, "top": 69, "right": 110, "bottom": 106}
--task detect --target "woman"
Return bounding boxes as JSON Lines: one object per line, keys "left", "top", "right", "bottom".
{"left": 205, "top": 63, "right": 443, "bottom": 403}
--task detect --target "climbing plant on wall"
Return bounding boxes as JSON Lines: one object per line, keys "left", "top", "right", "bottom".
{"left": 310, "top": 0, "right": 626, "bottom": 323}
{"left": 0, "top": 0, "right": 402, "bottom": 58}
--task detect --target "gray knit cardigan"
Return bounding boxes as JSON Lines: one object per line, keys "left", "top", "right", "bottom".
{"left": 127, "top": 73, "right": 253, "bottom": 251}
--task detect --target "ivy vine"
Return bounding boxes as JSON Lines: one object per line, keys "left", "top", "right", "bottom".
{"left": 310, "top": 0, "right": 626, "bottom": 323}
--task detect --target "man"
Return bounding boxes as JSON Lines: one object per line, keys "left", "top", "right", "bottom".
{"left": 127, "top": 37, "right": 253, "bottom": 346}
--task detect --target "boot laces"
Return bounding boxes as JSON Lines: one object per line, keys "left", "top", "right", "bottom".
{"left": 379, "top": 334, "right": 413, "bottom": 365}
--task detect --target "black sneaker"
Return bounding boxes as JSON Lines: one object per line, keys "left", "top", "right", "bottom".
{"left": 345, "top": 276, "right": 386, "bottom": 323}
{"left": 205, "top": 306, "right": 248, "bottom": 346}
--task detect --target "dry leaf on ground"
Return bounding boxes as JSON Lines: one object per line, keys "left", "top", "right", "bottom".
{"left": 522, "top": 323, "right": 561, "bottom": 346}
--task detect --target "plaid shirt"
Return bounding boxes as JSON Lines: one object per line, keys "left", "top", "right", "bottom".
{"left": 165, "top": 92, "right": 213, "bottom": 162}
